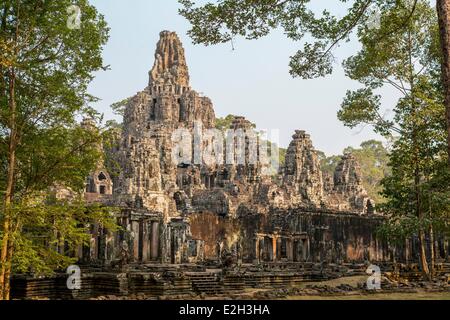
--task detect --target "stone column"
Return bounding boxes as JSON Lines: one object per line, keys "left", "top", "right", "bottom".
{"left": 286, "top": 238, "right": 293, "bottom": 261}
{"left": 272, "top": 236, "right": 277, "bottom": 262}
{"left": 142, "top": 220, "right": 149, "bottom": 262}
{"left": 259, "top": 237, "right": 264, "bottom": 262}
{"left": 89, "top": 233, "right": 96, "bottom": 262}
{"left": 303, "top": 239, "right": 309, "bottom": 261}
{"left": 98, "top": 228, "right": 106, "bottom": 261}
{"left": 254, "top": 237, "right": 260, "bottom": 263}
{"left": 265, "top": 236, "right": 272, "bottom": 261}
{"left": 405, "top": 238, "right": 410, "bottom": 263}
{"left": 276, "top": 237, "right": 282, "bottom": 261}
{"left": 151, "top": 221, "right": 160, "bottom": 260}
{"left": 299, "top": 240, "right": 304, "bottom": 262}
{"left": 445, "top": 238, "right": 449, "bottom": 262}
{"left": 131, "top": 220, "right": 140, "bottom": 261}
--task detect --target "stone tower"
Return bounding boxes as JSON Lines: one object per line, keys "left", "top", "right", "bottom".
{"left": 149, "top": 31, "right": 190, "bottom": 90}
{"left": 283, "top": 130, "right": 324, "bottom": 206}
{"left": 332, "top": 153, "right": 374, "bottom": 213}
{"left": 75, "top": 31, "right": 382, "bottom": 268}
{"left": 115, "top": 31, "right": 217, "bottom": 216}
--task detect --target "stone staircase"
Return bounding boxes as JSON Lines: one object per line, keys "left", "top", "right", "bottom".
{"left": 222, "top": 274, "right": 245, "bottom": 293}
{"left": 185, "top": 272, "right": 224, "bottom": 295}
{"left": 128, "top": 273, "right": 192, "bottom": 296}
{"left": 15, "top": 262, "right": 449, "bottom": 300}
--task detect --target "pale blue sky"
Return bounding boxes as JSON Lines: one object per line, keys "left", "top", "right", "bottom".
{"left": 88, "top": 0, "right": 398, "bottom": 155}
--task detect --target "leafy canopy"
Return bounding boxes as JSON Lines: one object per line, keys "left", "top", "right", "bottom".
{"left": 179, "top": 0, "right": 420, "bottom": 79}
{"left": 0, "top": 0, "right": 114, "bottom": 276}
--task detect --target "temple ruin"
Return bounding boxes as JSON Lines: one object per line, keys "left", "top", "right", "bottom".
{"left": 86, "top": 30, "right": 381, "bottom": 265}
{"left": 11, "top": 31, "right": 450, "bottom": 299}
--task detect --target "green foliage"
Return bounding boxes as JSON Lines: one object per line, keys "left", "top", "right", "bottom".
{"left": 1, "top": 0, "right": 109, "bottom": 123}
{"left": 0, "top": 0, "right": 111, "bottom": 191}
{"left": 215, "top": 114, "right": 256, "bottom": 130}
{"left": 333, "top": 1, "right": 450, "bottom": 243}
{"left": 338, "top": 1, "right": 439, "bottom": 135}
{"left": 0, "top": 0, "right": 110, "bottom": 196}
{"left": 338, "top": 88, "right": 395, "bottom": 136}
{"left": 377, "top": 90, "right": 450, "bottom": 240}
{"left": 278, "top": 146, "right": 287, "bottom": 166}
{"left": 344, "top": 140, "right": 390, "bottom": 203}
{"left": 318, "top": 140, "right": 390, "bottom": 203}
{"left": 17, "top": 125, "right": 104, "bottom": 196}
{"left": 0, "top": 0, "right": 114, "bottom": 278}
{"left": 215, "top": 114, "right": 236, "bottom": 131}
{"left": 289, "top": 41, "right": 333, "bottom": 79}
{"left": 378, "top": 158, "right": 450, "bottom": 243}
{"left": 179, "top": 0, "right": 422, "bottom": 79}
{"left": 9, "top": 195, "right": 118, "bottom": 275}
{"left": 110, "top": 97, "right": 131, "bottom": 118}
{"left": 317, "top": 151, "right": 342, "bottom": 177}
{"left": 102, "top": 121, "right": 123, "bottom": 184}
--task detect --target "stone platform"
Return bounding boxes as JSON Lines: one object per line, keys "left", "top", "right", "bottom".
{"left": 10, "top": 262, "right": 364, "bottom": 300}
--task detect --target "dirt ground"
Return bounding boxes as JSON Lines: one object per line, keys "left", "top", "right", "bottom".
{"left": 284, "top": 276, "right": 450, "bottom": 300}
{"left": 286, "top": 292, "right": 450, "bottom": 300}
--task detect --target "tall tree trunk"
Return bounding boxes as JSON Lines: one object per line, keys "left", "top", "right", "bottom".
{"left": 0, "top": 219, "right": 11, "bottom": 300}
{"left": 407, "top": 25, "right": 431, "bottom": 281}
{"left": 429, "top": 225, "right": 435, "bottom": 279}
{"left": 427, "top": 186, "right": 435, "bottom": 279}
{"left": 437, "top": 0, "right": 450, "bottom": 165}
{"left": 0, "top": 68, "right": 17, "bottom": 300}
{"left": 416, "top": 169, "right": 430, "bottom": 280}
{"left": 415, "top": 161, "right": 430, "bottom": 280}
{"left": 418, "top": 229, "right": 431, "bottom": 280}
{"left": 3, "top": 242, "right": 13, "bottom": 300}
{"left": 416, "top": 168, "right": 430, "bottom": 280}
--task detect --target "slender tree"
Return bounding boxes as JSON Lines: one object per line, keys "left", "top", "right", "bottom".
{"left": 0, "top": 0, "right": 109, "bottom": 299}
{"left": 437, "top": 0, "right": 450, "bottom": 166}
{"left": 337, "top": 1, "right": 449, "bottom": 279}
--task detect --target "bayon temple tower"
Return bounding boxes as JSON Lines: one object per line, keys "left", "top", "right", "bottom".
{"left": 81, "top": 31, "right": 389, "bottom": 266}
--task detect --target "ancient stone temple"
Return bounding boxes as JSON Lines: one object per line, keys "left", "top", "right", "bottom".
{"left": 72, "top": 31, "right": 446, "bottom": 268}
{"left": 12, "top": 31, "right": 450, "bottom": 300}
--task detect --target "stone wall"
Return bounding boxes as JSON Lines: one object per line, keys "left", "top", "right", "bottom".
{"left": 187, "top": 208, "right": 390, "bottom": 264}
{"left": 238, "top": 209, "right": 389, "bottom": 263}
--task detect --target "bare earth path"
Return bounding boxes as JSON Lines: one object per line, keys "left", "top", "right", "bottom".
{"left": 283, "top": 276, "right": 450, "bottom": 300}
{"left": 286, "top": 292, "right": 450, "bottom": 300}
